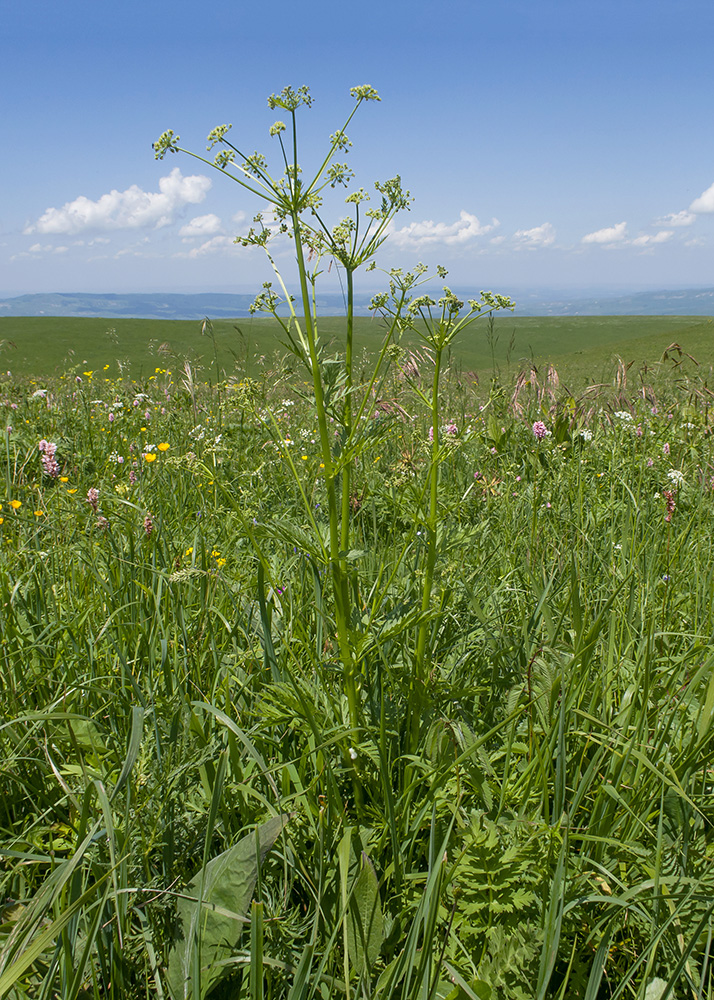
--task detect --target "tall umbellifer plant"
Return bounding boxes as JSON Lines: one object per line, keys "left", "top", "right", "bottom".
{"left": 153, "top": 86, "right": 513, "bottom": 761}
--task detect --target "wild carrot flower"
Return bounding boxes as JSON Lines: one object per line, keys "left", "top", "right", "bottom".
{"left": 86, "top": 488, "right": 99, "bottom": 512}
{"left": 532, "top": 421, "right": 549, "bottom": 439}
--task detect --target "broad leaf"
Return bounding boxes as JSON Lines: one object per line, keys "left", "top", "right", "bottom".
{"left": 166, "top": 814, "right": 289, "bottom": 1000}
{"left": 346, "top": 852, "right": 383, "bottom": 978}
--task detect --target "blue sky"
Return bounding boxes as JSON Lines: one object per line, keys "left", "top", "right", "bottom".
{"left": 3, "top": 0, "right": 714, "bottom": 298}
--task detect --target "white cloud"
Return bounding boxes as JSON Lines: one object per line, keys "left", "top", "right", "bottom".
{"left": 180, "top": 214, "right": 223, "bottom": 239}
{"left": 232, "top": 210, "right": 246, "bottom": 225}
{"left": 513, "top": 222, "right": 555, "bottom": 247}
{"left": 186, "top": 235, "right": 236, "bottom": 258}
{"left": 11, "top": 242, "right": 71, "bottom": 258}
{"left": 656, "top": 210, "right": 695, "bottom": 227}
{"left": 690, "top": 180, "right": 714, "bottom": 214}
{"left": 388, "top": 211, "right": 499, "bottom": 249}
{"left": 631, "top": 230, "right": 673, "bottom": 246}
{"left": 25, "top": 168, "right": 211, "bottom": 235}
{"left": 582, "top": 221, "right": 628, "bottom": 245}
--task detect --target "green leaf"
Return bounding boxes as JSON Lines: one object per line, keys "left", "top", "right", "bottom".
{"left": 166, "top": 814, "right": 290, "bottom": 1000}
{"left": 346, "top": 852, "right": 384, "bottom": 978}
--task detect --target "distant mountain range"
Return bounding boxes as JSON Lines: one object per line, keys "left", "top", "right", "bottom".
{"left": 1, "top": 288, "right": 713, "bottom": 319}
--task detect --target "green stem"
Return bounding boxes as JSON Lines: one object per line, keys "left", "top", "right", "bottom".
{"left": 411, "top": 344, "right": 443, "bottom": 750}
{"left": 291, "top": 215, "right": 361, "bottom": 747}
{"left": 340, "top": 268, "right": 354, "bottom": 559}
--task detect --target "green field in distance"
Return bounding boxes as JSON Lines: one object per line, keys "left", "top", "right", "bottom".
{"left": 1, "top": 313, "right": 712, "bottom": 385}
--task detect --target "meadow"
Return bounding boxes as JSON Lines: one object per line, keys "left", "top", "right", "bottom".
{"left": 2, "top": 84, "right": 714, "bottom": 1000}
{"left": 1, "top": 314, "right": 713, "bottom": 999}
{"left": 1, "top": 313, "right": 713, "bottom": 387}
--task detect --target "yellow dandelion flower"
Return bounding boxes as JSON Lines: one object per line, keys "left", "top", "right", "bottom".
{"left": 158, "top": 442, "right": 169, "bottom": 451}
{"left": 144, "top": 453, "right": 157, "bottom": 463}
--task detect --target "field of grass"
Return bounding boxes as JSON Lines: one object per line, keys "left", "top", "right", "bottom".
{"left": 1, "top": 321, "right": 714, "bottom": 999}
{"left": 2, "top": 313, "right": 713, "bottom": 388}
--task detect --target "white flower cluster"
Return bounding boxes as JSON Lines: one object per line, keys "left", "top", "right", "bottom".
{"left": 666, "top": 469, "right": 685, "bottom": 486}
{"left": 613, "top": 411, "right": 633, "bottom": 422}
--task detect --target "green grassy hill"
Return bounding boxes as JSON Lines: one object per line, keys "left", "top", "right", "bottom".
{"left": 1, "top": 313, "right": 712, "bottom": 383}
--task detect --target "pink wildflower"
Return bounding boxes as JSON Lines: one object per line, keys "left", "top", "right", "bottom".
{"left": 532, "top": 420, "right": 549, "bottom": 440}
{"left": 663, "top": 489, "right": 676, "bottom": 523}
{"left": 663, "top": 442, "right": 670, "bottom": 456}
{"left": 38, "top": 439, "right": 60, "bottom": 478}
{"left": 86, "top": 487, "right": 99, "bottom": 512}
{"left": 144, "top": 514, "right": 154, "bottom": 537}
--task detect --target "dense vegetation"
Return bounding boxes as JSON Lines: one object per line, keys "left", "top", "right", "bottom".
{"left": 1, "top": 335, "right": 713, "bottom": 999}
{"left": 1, "top": 84, "right": 713, "bottom": 1000}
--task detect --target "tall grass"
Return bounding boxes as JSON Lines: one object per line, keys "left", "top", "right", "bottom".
{"left": 1, "top": 344, "right": 713, "bottom": 999}
{"left": 1, "top": 84, "right": 714, "bottom": 999}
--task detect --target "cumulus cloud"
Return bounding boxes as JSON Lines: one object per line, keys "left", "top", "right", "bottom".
{"left": 388, "top": 211, "right": 499, "bottom": 249}
{"left": 631, "top": 230, "right": 673, "bottom": 247}
{"left": 513, "top": 222, "right": 555, "bottom": 247}
{"left": 185, "top": 236, "right": 236, "bottom": 258}
{"left": 180, "top": 214, "right": 223, "bottom": 239}
{"left": 24, "top": 168, "right": 211, "bottom": 235}
{"left": 690, "top": 180, "right": 714, "bottom": 214}
{"left": 582, "top": 221, "right": 628, "bottom": 245}
{"left": 656, "top": 210, "right": 695, "bottom": 227}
